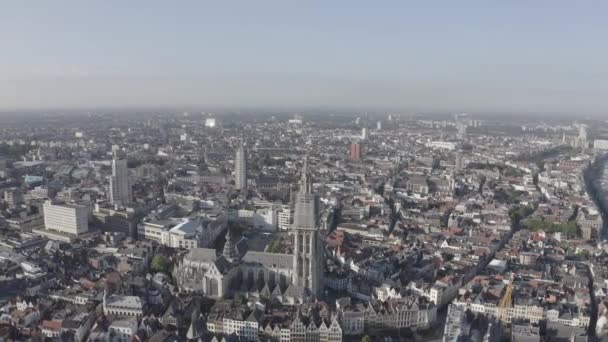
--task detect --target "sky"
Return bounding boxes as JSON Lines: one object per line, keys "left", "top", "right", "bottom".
{"left": 1, "top": 1, "right": 607, "bottom": 115}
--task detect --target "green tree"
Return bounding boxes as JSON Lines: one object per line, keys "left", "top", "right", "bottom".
{"left": 361, "top": 335, "right": 371, "bottom": 342}
{"left": 523, "top": 219, "right": 578, "bottom": 237}
{"left": 235, "top": 293, "right": 247, "bottom": 304}
{"left": 151, "top": 255, "right": 172, "bottom": 274}
{"left": 509, "top": 205, "right": 535, "bottom": 227}
{"left": 266, "top": 240, "right": 277, "bottom": 253}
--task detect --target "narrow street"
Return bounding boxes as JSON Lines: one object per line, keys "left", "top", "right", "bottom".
{"left": 582, "top": 153, "right": 608, "bottom": 339}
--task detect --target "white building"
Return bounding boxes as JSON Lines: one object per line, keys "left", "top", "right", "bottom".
{"left": 102, "top": 292, "right": 144, "bottom": 317}
{"left": 428, "top": 279, "right": 461, "bottom": 306}
{"left": 137, "top": 220, "right": 172, "bottom": 245}
{"left": 364, "top": 297, "right": 436, "bottom": 331}
{"left": 278, "top": 207, "right": 293, "bottom": 231}
{"left": 223, "top": 315, "right": 259, "bottom": 341}
{"left": 29, "top": 186, "right": 49, "bottom": 199}
{"left": 426, "top": 141, "right": 457, "bottom": 151}
{"left": 338, "top": 302, "right": 365, "bottom": 336}
{"left": 4, "top": 187, "right": 22, "bottom": 207}
{"left": 108, "top": 318, "right": 138, "bottom": 342}
{"left": 205, "top": 118, "right": 217, "bottom": 128}
{"left": 594, "top": 139, "right": 608, "bottom": 150}
{"left": 453, "top": 299, "right": 589, "bottom": 327}
{"left": 168, "top": 219, "right": 203, "bottom": 249}
{"left": 253, "top": 207, "right": 277, "bottom": 231}
{"left": 43, "top": 201, "right": 89, "bottom": 236}
{"left": 137, "top": 213, "right": 227, "bottom": 250}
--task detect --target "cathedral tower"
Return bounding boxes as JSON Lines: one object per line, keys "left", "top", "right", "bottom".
{"left": 292, "top": 156, "right": 323, "bottom": 296}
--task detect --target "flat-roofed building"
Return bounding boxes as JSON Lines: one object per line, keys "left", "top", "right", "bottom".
{"left": 102, "top": 292, "right": 144, "bottom": 317}
{"left": 43, "top": 201, "right": 89, "bottom": 236}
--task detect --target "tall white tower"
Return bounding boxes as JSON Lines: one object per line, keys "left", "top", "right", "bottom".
{"left": 361, "top": 127, "right": 369, "bottom": 140}
{"left": 292, "top": 156, "right": 323, "bottom": 297}
{"left": 235, "top": 141, "right": 247, "bottom": 190}
{"left": 109, "top": 152, "right": 132, "bottom": 206}
{"left": 578, "top": 124, "right": 588, "bottom": 150}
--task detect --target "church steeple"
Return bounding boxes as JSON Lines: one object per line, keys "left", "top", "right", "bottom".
{"left": 293, "top": 155, "right": 317, "bottom": 230}
{"left": 292, "top": 155, "right": 323, "bottom": 298}
{"left": 222, "top": 228, "right": 238, "bottom": 262}
{"left": 301, "top": 155, "right": 311, "bottom": 194}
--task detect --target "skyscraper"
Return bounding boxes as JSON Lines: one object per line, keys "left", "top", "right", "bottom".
{"left": 350, "top": 143, "right": 361, "bottom": 161}
{"left": 361, "top": 127, "right": 368, "bottom": 140}
{"left": 109, "top": 152, "right": 132, "bottom": 206}
{"left": 292, "top": 156, "right": 323, "bottom": 296}
{"left": 577, "top": 123, "right": 588, "bottom": 150}
{"left": 235, "top": 141, "right": 247, "bottom": 190}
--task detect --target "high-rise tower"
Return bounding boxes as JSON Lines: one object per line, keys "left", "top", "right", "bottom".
{"left": 109, "top": 152, "right": 132, "bottom": 206}
{"left": 292, "top": 156, "right": 323, "bottom": 296}
{"left": 235, "top": 142, "right": 247, "bottom": 190}
{"left": 361, "top": 127, "right": 368, "bottom": 140}
{"left": 350, "top": 143, "right": 361, "bottom": 161}
{"left": 578, "top": 124, "right": 588, "bottom": 150}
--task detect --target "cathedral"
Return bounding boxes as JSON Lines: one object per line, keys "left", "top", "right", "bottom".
{"left": 173, "top": 157, "right": 324, "bottom": 303}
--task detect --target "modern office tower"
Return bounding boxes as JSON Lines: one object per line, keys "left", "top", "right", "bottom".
{"left": 577, "top": 123, "right": 588, "bottom": 149}
{"left": 109, "top": 153, "right": 132, "bottom": 206}
{"left": 455, "top": 152, "right": 464, "bottom": 171}
{"left": 457, "top": 122, "right": 467, "bottom": 137}
{"left": 350, "top": 143, "right": 361, "bottom": 161}
{"left": 235, "top": 141, "right": 247, "bottom": 190}
{"left": 4, "top": 187, "right": 23, "bottom": 207}
{"left": 579, "top": 124, "right": 587, "bottom": 141}
{"left": 377, "top": 120, "right": 382, "bottom": 130}
{"left": 361, "top": 127, "right": 368, "bottom": 140}
{"left": 43, "top": 200, "right": 89, "bottom": 236}
{"left": 292, "top": 157, "right": 323, "bottom": 296}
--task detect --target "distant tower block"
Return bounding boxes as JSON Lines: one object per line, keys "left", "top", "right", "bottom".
{"left": 235, "top": 141, "right": 247, "bottom": 190}
{"left": 350, "top": 143, "right": 361, "bottom": 161}
{"left": 577, "top": 124, "right": 588, "bottom": 150}
{"left": 361, "top": 127, "right": 369, "bottom": 140}
{"left": 377, "top": 121, "right": 382, "bottom": 130}
{"left": 109, "top": 152, "right": 132, "bottom": 207}
{"left": 205, "top": 118, "right": 217, "bottom": 128}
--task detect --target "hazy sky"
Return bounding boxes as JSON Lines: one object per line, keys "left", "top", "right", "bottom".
{"left": 1, "top": 1, "right": 607, "bottom": 114}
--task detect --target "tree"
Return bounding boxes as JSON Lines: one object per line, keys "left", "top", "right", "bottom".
{"left": 523, "top": 219, "right": 578, "bottom": 237}
{"left": 151, "top": 255, "right": 172, "bottom": 274}
{"left": 235, "top": 294, "right": 247, "bottom": 305}
{"left": 361, "top": 335, "right": 371, "bottom": 342}
{"left": 509, "top": 205, "right": 535, "bottom": 227}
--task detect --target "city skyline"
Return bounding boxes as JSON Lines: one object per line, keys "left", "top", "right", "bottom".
{"left": 2, "top": 1, "right": 608, "bottom": 115}
{"left": 3, "top": 2, "right": 608, "bottom": 340}
{"left": 0, "top": 105, "right": 607, "bottom": 340}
